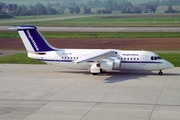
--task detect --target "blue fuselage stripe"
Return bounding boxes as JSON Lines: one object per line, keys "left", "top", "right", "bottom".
{"left": 37, "top": 59, "right": 162, "bottom": 64}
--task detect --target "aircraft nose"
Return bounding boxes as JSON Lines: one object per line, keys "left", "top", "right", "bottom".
{"left": 164, "top": 60, "right": 174, "bottom": 69}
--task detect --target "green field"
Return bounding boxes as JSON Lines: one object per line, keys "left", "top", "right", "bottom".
{"left": 0, "top": 31, "right": 179, "bottom": 66}
{"left": 0, "top": 31, "right": 180, "bottom": 65}
{"left": 43, "top": 16, "right": 180, "bottom": 27}
{"left": 157, "top": 53, "right": 180, "bottom": 67}
{"left": 0, "top": 53, "right": 179, "bottom": 67}
{"left": 1, "top": 15, "right": 180, "bottom": 27}
{"left": 0, "top": 53, "right": 45, "bottom": 64}
{"left": 1, "top": 31, "right": 180, "bottom": 39}
{"left": 0, "top": 13, "right": 179, "bottom": 65}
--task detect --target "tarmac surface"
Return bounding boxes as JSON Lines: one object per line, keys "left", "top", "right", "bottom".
{"left": 0, "top": 64, "right": 180, "bottom": 120}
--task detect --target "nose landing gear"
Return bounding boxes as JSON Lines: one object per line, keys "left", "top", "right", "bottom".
{"left": 159, "top": 70, "right": 163, "bottom": 75}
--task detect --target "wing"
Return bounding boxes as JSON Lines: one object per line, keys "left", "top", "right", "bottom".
{"left": 74, "top": 49, "right": 117, "bottom": 63}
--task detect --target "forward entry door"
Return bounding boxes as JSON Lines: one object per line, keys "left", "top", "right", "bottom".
{"left": 140, "top": 55, "right": 146, "bottom": 65}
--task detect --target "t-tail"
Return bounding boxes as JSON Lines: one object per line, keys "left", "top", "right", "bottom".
{"left": 10, "top": 26, "right": 57, "bottom": 52}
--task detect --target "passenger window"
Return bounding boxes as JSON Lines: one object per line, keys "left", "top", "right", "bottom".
{"left": 124, "top": 58, "right": 126, "bottom": 60}
{"left": 131, "top": 58, "right": 132, "bottom": 60}
{"left": 127, "top": 58, "right": 129, "bottom": 60}
{"left": 137, "top": 58, "right": 139, "bottom": 60}
{"left": 134, "top": 58, "right": 136, "bottom": 60}
{"left": 121, "top": 58, "right": 123, "bottom": 60}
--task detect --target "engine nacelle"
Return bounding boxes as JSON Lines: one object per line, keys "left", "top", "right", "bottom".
{"left": 112, "top": 58, "right": 121, "bottom": 69}
{"left": 100, "top": 58, "right": 121, "bottom": 71}
{"left": 100, "top": 61, "right": 113, "bottom": 71}
{"left": 90, "top": 63, "right": 101, "bottom": 74}
{"left": 90, "top": 58, "right": 121, "bottom": 74}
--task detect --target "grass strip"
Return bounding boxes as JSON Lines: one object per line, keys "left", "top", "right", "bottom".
{"left": 3, "top": 16, "right": 180, "bottom": 27}
{"left": 0, "top": 53, "right": 45, "bottom": 64}
{"left": 158, "top": 53, "right": 180, "bottom": 67}
{"left": 1, "top": 31, "right": 180, "bottom": 39}
{"left": 0, "top": 53, "right": 179, "bottom": 67}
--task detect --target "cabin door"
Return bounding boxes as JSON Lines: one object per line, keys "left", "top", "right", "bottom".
{"left": 55, "top": 54, "right": 60, "bottom": 64}
{"left": 140, "top": 55, "right": 146, "bottom": 65}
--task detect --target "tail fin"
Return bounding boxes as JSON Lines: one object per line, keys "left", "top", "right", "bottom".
{"left": 10, "top": 26, "right": 56, "bottom": 52}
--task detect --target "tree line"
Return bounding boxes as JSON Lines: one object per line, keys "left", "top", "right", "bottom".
{"left": 0, "top": 0, "right": 180, "bottom": 18}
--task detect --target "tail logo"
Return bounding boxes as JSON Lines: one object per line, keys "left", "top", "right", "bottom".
{"left": 26, "top": 30, "right": 39, "bottom": 51}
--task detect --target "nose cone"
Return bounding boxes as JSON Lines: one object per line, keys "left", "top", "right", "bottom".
{"left": 163, "top": 60, "right": 174, "bottom": 69}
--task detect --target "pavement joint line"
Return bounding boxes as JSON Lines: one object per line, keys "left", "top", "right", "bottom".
{"left": 148, "top": 70, "right": 169, "bottom": 120}
{"left": 98, "top": 75, "right": 126, "bottom": 103}
{"left": 79, "top": 75, "right": 129, "bottom": 120}
{"left": 22, "top": 102, "right": 49, "bottom": 120}
{"left": 0, "top": 99, "right": 180, "bottom": 107}
{"left": 80, "top": 100, "right": 98, "bottom": 120}
{"left": 45, "top": 76, "right": 83, "bottom": 100}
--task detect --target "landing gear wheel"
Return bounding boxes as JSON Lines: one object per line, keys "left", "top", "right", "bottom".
{"left": 159, "top": 70, "right": 163, "bottom": 75}
{"left": 92, "top": 73, "right": 97, "bottom": 75}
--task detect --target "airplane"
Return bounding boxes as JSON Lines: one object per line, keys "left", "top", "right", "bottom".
{"left": 10, "top": 26, "right": 174, "bottom": 75}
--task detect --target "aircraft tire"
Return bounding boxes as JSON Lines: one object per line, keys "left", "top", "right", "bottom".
{"left": 92, "top": 73, "right": 98, "bottom": 75}
{"left": 159, "top": 70, "right": 163, "bottom": 75}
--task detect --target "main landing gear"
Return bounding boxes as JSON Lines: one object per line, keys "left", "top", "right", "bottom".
{"left": 92, "top": 73, "right": 98, "bottom": 75}
{"left": 159, "top": 70, "right": 163, "bottom": 75}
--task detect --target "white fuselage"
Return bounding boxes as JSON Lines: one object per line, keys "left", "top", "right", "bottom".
{"left": 28, "top": 49, "right": 174, "bottom": 71}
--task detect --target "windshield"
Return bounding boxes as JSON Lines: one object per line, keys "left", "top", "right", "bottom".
{"left": 151, "top": 56, "right": 162, "bottom": 60}
{"left": 157, "top": 56, "right": 162, "bottom": 59}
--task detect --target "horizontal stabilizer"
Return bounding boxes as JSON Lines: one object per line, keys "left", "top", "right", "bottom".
{"left": 9, "top": 26, "right": 36, "bottom": 30}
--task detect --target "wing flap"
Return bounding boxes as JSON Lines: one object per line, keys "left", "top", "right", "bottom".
{"left": 74, "top": 49, "right": 116, "bottom": 63}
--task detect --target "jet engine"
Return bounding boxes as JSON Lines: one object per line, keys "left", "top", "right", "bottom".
{"left": 100, "top": 58, "right": 121, "bottom": 71}
{"left": 110, "top": 57, "right": 121, "bottom": 69}
{"left": 100, "top": 61, "right": 113, "bottom": 71}
{"left": 90, "top": 63, "right": 101, "bottom": 75}
{"left": 90, "top": 57, "right": 121, "bottom": 75}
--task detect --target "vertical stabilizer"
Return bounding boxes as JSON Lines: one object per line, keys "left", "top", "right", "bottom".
{"left": 10, "top": 26, "right": 56, "bottom": 52}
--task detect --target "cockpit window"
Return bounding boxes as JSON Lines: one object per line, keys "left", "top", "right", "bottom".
{"left": 157, "top": 56, "right": 162, "bottom": 59}
{"left": 151, "top": 56, "right": 162, "bottom": 60}
{"left": 151, "top": 56, "right": 154, "bottom": 60}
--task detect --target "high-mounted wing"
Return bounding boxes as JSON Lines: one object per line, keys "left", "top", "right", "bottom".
{"left": 74, "top": 49, "right": 116, "bottom": 63}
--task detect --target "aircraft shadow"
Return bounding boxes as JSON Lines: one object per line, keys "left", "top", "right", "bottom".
{"left": 102, "top": 71, "right": 154, "bottom": 83}
{"left": 56, "top": 70, "right": 90, "bottom": 75}
{"left": 56, "top": 70, "right": 180, "bottom": 83}
{"left": 102, "top": 71, "right": 180, "bottom": 83}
